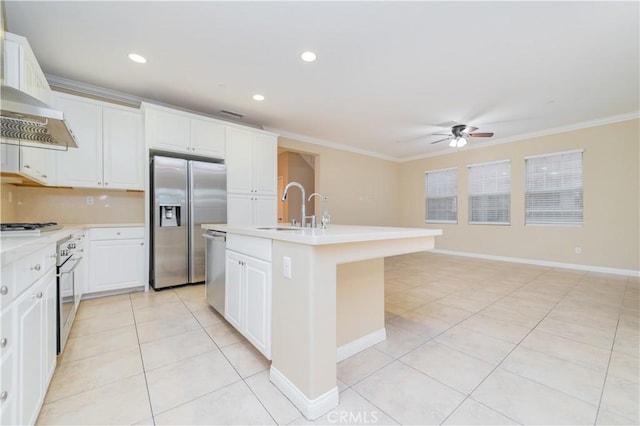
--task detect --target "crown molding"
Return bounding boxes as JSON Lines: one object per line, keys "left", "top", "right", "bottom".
{"left": 265, "top": 127, "right": 400, "bottom": 162}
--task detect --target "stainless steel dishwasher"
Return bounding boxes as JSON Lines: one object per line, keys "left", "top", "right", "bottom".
{"left": 203, "top": 230, "right": 226, "bottom": 315}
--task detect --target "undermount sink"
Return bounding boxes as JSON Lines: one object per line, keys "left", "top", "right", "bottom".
{"left": 257, "top": 227, "right": 302, "bottom": 231}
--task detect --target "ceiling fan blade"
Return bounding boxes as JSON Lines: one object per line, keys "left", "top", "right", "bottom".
{"left": 468, "top": 132, "right": 494, "bottom": 138}
{"left": 430, "top": 132, "right": 452, "bottom": 136}
{"left": 462, "top": 126, "right": 479, "bottom": 133}
{"left": 430, "top": 137, "right": 451, "bottom": 145}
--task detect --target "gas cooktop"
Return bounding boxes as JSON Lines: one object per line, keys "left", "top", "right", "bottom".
{"left": 0, "top": 222, "right": 63, "bottom": 235}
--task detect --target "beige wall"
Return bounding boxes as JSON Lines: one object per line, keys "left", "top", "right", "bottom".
{"left": 278, "top": 137, "right": 401, "bottom": 226}
{"left": 0, "top": 183, "right": 18, "bottom": 222}
{"left": 399, "top": 119, "right": 640, "bottom": 271}
{"left": 2, "top": 186, "right": 144, "bottom": 224}
{"left": 278, "top": 151, "right": 316, "bottom": 224}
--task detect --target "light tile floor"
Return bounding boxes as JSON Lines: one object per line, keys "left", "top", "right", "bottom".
{"left": 37, "top": 252, "right": 639, "bottom": 425}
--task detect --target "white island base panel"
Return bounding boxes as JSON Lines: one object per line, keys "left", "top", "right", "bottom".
{"left": 270, "top": 235, "right": 436, "bottom": 420}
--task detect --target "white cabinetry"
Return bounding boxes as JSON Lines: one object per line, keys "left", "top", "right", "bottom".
{"left": 225, "top": 235, "right": 272, "bottom": 359}
{"left": 0, "top": 144, "right": 56, "bottom": 186}
{"left": 88, "top": 227, "right": 145, "bottom": 294}
{"left": 3, "top": 32, "right": 52, "bottom": 105}
{"left": 54, "top": 92, "right": 143, "bottom": 189}
{"left": 226, "top": 127, "right": 278, "bottom": 226}
{"left": 144, "top": 104, "right": 226, "bottom": 158}
{"left": 0, "top": 242, "right": 57, "bottom": 426}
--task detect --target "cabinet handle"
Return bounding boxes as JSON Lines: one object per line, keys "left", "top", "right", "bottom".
{"left": 0, "top": 338, "right": 7, "bottom": 348}
{"left": 31, "top": 264, "right": 41, "bottom": 271}
{"left": 23, "top": 164, "right": 30, "bottom": 169}
{"left": 98, "top": 181, "right": 101, "bottom": 185}
{"left": 0, "top": 391, "right": 7, "bottom": 402}
{"left": 116, "top": 232, "right": 121, "bottom": 235}
{"left": 105, "top": 182, "right": 109, "bottom": 186}
{"left": 0, "top": 286, "right": 7, "bottom": 296}
{"left": 50, "top": 253, "right": 57, "bottom": 258}
{"left": 33, "top": 292, "right": 43, "bottom": 299}
{"left": 140, "top": 242, "right": 144, "bottom": 246}
{"left": 42, "top": 174, "right": 48, "bottom": 178}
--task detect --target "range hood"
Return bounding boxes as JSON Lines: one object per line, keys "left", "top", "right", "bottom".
{"left": 0, "top": 85, "right": 78, "bottom": 149}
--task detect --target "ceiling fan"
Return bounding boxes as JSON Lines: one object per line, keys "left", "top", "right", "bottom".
{"left": 430, "top": 124, "right": 494, "bottom": 148}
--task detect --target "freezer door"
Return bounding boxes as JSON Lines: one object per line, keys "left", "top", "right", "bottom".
{"left": 189, "top": 161, "right": 227, "bottom": 283}
{"left": 153, "top": 156, "right": 188, "bottom": 288}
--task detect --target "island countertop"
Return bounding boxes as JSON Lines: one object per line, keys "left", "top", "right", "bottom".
{"left": 201, "top": 223, "right": 442, "bottom": 246}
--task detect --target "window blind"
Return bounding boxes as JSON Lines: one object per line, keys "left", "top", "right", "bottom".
{"left": 468, "top": 160, "right": 511, "bottom": 225}
{"left": 425, "top": 168, "right": 457, "bottom": 223}
{"left": 525, "top": 150, "right": 583, "bottom": 225}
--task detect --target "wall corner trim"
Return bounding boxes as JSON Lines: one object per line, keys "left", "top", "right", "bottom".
{"left": 430, "top": 249, "right": 640, "bottom": 277}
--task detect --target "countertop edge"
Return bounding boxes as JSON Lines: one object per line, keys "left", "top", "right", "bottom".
{"left": 201, "top": 224, "right": 442, "bottom": 246}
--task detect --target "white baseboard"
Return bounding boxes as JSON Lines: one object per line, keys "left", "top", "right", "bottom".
{"left": 336, "top": 328, "right": 387, "bottom": 362}
{"left": 430, "top": 249, "right": 640, "bottom": 277}
{"left": 270, "top": 366, "right": 339, "bottom": 420}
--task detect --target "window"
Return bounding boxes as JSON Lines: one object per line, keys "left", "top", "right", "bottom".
{"left": 525, "top": 150, "right": 583, "bottom": 225}
{"left": 468, "top": 160, "right": 511, "bottom": 225}
{"left": 425, "top": 167, "right": 457, "bottom": 223}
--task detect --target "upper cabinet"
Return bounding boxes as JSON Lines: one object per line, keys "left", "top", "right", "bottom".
{"left": 2, "top": 32, "right": 52, "bottom": 105}
{"left": 53, "top": 92, "right": 143, "bottom": 190}
{"left": 226, "top": 126, "right": 278, "bottom": 226}
{"left": 143, "top": 104, "right": 225, "bottom": 159}
{"left": 226, "top": 126, "right": 277, "bottom": 195}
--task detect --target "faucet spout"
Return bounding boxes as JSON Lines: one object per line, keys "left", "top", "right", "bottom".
{"left": 281, "top": 181, "right": 306, "bottom": 227}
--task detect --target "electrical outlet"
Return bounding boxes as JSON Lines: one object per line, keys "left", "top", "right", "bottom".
{"left": 575, "top": 247, "right": 582, "bottom": 255}
{"left": 86, "top": 196, "right": 94, "bottom": 205}
{"left": 283, "top": 256, "right": 292, "bottom": 279}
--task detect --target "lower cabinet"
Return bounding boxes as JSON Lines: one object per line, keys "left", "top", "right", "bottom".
{"left": 88, "top": 227, "right": 145, "bottom": 294}
{"left": 225, "top": 250, "right": 272, "bottom": 359}
{"left": 15, "top": 268, "right": 56, "bottom": 426}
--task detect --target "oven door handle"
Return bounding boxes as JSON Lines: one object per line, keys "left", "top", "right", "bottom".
{"left": 57, "top": 257, "right": 83, "bottom": 276}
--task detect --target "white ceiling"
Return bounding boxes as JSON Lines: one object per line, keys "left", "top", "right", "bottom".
{"left": 4, "top": 1, "right": 639, "bottom": 161}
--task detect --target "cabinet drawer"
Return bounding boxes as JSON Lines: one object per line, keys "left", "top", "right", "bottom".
{"left": 227, "top": 234, "right": 271, "bottom": 262}
{"left": 1, "top": 244, "right": 55, "bottom": 308}
{"left": 90, "top": 227, "right": 144, "bottom": 241}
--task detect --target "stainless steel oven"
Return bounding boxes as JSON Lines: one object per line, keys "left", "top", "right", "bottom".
{"left": 56, "top": 232, "right": 84, "bottom": 354}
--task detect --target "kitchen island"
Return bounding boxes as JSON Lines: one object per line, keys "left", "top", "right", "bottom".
{"left": 202, "top": 224, "right": 442, "bottom": 420}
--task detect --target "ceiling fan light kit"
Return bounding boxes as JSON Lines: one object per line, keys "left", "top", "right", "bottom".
{"left": 449, "top": 136, "right": 468, "bottom": 148}
{"left": 430, "top": 123, "right": 495, "bottom": 149}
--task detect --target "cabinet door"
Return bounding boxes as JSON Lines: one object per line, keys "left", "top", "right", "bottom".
{"left": 191, "top": 118, "right": 225, "bottom": 158}
{"left": 254, "top": 196, "right": 278, "bottom": 227}
{"left": 225, "top": 251, "right": 244, "bottom": 330}
{"left": 42, "top": 274, "right": 57, "bottom": 384}
{"left": 16, "top": 277, "right": 45, "bottom": 426}
{"left": 225, "top": 127, "right": 254, "bottom": 194}
{"left": 19, "top": 145, "right": 44, "bottom": 182}
{"left": 244, "top": 257, "right": 272, "bottom": 359}
{"left": 0, "top": 306, "right": 16, "bottom": 426}
{"left": 102, "top": 107, "right": 143, "bottom": 189}
{"left": 254, "top": 133, "right": 277, "bottom": 195}
{"left": 227, "top": 194, "right": 255, "bottom": 226}
{"left": 89, "top": 239, "right": 145, "bottom": 293}
{"left": 147, "top": 108, "right": 190, "bottom": 153}
{"left": 54, "top": 94, "right": 103, "bottom": 188}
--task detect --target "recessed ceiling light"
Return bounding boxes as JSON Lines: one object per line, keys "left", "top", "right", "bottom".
{"left": 253, "top": 94, "right": 265, "bottom": 101}
{"left": 128, "top": 53, "right": 147, "bottom": 64}
{"left": 301, "top": 51, "right": 317, "bottom": 62}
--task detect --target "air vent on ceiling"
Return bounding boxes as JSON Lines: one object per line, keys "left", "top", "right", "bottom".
{"left": 219, "top": 109, "right": 244, "bottom": 119}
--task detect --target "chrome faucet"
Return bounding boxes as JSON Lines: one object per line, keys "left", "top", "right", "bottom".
{"left": 281, "top": 181, "right": 306, "bottom": 227}
{"left": 308, "top": 192, "right": 329, "bottom": 229}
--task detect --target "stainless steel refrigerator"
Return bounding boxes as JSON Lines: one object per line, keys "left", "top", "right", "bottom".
{"left": 150, "top": 155, "right": 226, "bottom": 289}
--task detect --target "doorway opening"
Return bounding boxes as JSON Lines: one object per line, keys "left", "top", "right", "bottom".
{"left": 277, "top": 149, "right": 317, "bottom": 225}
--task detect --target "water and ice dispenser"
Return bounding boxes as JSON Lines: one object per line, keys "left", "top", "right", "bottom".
{"left": 159, "top": 204, "right": 181, "bottom": 227}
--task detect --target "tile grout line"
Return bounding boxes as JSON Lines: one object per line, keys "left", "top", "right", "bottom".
{"left": 128, "top": 291, "right": 159, "bottom": 426}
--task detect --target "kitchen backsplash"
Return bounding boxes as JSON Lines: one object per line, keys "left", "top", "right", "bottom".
{"left": 1, "top": 185, "right": 144, "bottom": 224}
